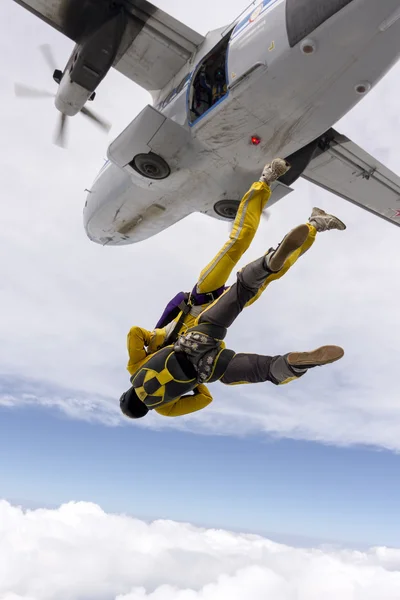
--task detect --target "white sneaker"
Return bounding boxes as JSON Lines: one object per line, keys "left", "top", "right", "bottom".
{"left": 259, "top": 158, "right": 291, "bottom": 185}
{"left": 309, "top": 207, "right": 346, "bottom": 231}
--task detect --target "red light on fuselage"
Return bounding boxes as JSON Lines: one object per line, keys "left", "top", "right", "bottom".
{"left": 251, "top": 135, "right": 261, "bottom": 145}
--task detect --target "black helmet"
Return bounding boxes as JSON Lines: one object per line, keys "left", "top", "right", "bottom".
{"left": 120, "top": 387, "right": 149, "bottom": 419}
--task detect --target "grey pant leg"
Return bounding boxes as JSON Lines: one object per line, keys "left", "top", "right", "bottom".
{"left": 220, "top": 352, "right": 306, "bottom": 385}
{"left": 199, "top": 256, "right": 268, "bottom": 330}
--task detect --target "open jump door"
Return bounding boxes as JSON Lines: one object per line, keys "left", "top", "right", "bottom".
{"left": 188, "top": 30, "right": 233, "bottom": 125}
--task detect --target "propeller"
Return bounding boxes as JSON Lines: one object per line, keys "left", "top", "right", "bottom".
{"left": 14, "top": 83, "right": 54, "bottom": 99}
{"left": 52, "top": 107, "right": 111, "bottom": 148}
{"left": 54, "top": 112, "right": 68, "bottom": 149}
{"left": 39, "top": 43, "right": 58, "bottom": 73}
{"left": 14, "top": 45, "right": 111, "bottom": 148}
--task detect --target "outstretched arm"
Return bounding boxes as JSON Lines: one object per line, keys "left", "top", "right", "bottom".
{"left": 154, "top": 384, "right": 213, "bottom": 417}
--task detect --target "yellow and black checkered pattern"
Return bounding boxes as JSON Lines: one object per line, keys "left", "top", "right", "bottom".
{"left": 131, "top": 347, "right": 197, "bottom": 409}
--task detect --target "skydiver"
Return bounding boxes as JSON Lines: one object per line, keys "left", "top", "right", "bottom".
{"left": 150, "top": 159, "right": 346, "bottom": 353}
{"left": 120, "top": 222, "right": 344, "bottom": 420}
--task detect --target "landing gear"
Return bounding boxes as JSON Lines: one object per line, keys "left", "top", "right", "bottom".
{"left": 130, "top": 152, "right": 171, "bottom": 180}
{"left": 213, "top": 199, "right": 240, "bottom": 219}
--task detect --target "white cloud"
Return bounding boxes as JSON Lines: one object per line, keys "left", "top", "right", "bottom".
{"left": 1, "top": 1, "right": 400, "bottom": 450}
{"left": 1, "top": 500, "right": 400, "bottom": 600}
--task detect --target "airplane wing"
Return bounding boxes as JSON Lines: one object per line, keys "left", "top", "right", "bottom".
{"left": 302, "top": 129, "right": 400, "bottom": 227}
{"left": 114, "top": 0, "right": 204, "bottom": 91}
{"left": 13, "top": 0, "right": 204, "bottom": 91}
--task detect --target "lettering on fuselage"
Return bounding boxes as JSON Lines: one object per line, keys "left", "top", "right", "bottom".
{"left": 156, "top": 72, "right": 192, "bottom": 111}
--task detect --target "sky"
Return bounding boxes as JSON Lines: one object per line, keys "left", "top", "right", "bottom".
{"left": 1, "top": 0, "right": 400, "bottom": 598}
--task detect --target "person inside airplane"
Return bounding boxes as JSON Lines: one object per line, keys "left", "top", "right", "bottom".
{"left": 192, "top": 65, "right": 213, "bottom": 117}
{"left": 151, "top": 159, "right": 345, "bottom": 352}
{"left": 212, "top": 66, "right": 227, "bottom": 104}
{"left": 120, "top": 221, "right": 344, "bottom": 419}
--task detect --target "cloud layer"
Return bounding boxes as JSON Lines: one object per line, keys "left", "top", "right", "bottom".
{"left": 1, "top": 500, "right": 400, "bottom": 600}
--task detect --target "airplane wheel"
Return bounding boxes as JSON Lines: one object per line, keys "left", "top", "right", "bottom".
{"left": 213, "top": 199, "right": 240, "bottom": 219}
{"left": 132, "top": 152, "right": 170, "bottom": 179}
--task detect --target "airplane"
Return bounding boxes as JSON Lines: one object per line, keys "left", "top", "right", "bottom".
{"left": 12, "top": 0, "right": 400, "bottom": 246}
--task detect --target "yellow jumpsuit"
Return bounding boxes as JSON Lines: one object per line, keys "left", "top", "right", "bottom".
{"left": 126, "top": 182, "right": 317, "bottom": 417}
{"left": 160, "top": 180, "right": 317, "bottom": 334}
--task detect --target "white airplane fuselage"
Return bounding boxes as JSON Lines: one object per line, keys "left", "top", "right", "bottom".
{"left": 84, "top": 0, "right": 400, "bottom": 246}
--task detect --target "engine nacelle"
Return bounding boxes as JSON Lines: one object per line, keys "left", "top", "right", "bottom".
{"left": 55, "top": 75, "right": 93, "bottom": 116}
{"left": 55, "top": 10, "right": 127, "bottom": 116}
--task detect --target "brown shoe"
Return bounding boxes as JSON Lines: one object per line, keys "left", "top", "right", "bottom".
{"left": 266, "top": 224, "right": 309, "bottom": 272}
{"left": 287, "top": 345, "right": 344, "bottom": 369}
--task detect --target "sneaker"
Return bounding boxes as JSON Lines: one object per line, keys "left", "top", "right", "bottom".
{"left": 309, "top": 207, "right": 346, "bottom": 231}
{"left": 260, "top": 158, "right": 291, "bottom": 185}
{"left": 265, "top": 224, "right": 309, "bottom": 272}
{"left": 287, "top": 345, "right": 344, "bottom": 369}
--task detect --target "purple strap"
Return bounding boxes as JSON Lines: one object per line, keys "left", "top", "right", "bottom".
{"left": 154, "top": 292, "right": 188, "bottom": 329}
{"left": 154, "top": 286, "right": 227, "bottom": 330}
{"left": 190, "top": 285, "right": 226, "bottom": 306}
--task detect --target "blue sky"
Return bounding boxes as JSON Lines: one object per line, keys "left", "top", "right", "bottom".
{"left": 1, "top": 1, "right": 400, "bottom": 587}
{"left": 2, "top": 401, "right": 400, "bottom": 548}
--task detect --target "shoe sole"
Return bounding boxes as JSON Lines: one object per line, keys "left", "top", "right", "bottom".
{"left": 268, "top": 224, "right": 309, "bottom": 271}
{"left": 333, "top": 217, "right": 346, "bottom": 231}
{"left": 272, "top": 158, "right": 291, "bottom": 178}
{"left": 287, "top": 345, "right": 344, "bottom": 368}
{"left": 262, "top": 159, "right": 291, "bottom": 184}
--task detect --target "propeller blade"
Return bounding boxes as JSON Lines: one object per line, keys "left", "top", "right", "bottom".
{"left": 39, "top": 43, "right": 58, "bottom": 73}
{"left": 54, "top": 113, "right": 68, "bottom": 148}
{"left": 14, "top": 83, "right": 54, "bottom": 99}
{"left": 80, "top": 106, "right": 111, "bottom": 133}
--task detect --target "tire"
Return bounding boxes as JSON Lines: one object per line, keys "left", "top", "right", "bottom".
{"left": 213, "top": 199, "right": 240, "bottom": 220}
{"left": 131, "top": 152, "right": 171, "bottom": 180}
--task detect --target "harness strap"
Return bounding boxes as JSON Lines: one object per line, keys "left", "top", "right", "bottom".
{"left": 189, "top": 288, "right": 225, "bottom": 306}
{"left": 163, "top": 300, "right": 191, "bottom": 345}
